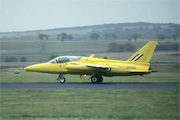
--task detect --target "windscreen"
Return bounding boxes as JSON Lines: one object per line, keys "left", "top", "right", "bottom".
{"left": 49, "top": 56, "right": 82, "bottom": 63}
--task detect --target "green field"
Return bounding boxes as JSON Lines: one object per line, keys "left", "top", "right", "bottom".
{"left": 0, "top": 90, "right": 179, "bottom": 120}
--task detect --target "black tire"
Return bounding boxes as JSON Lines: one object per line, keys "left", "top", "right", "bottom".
{"left": 98, "top": 76, "right": 103, "bottom": 83}
{"left": 91, "top": 76, "right": 98, "bottom": 83}
{"left": 59, "top": 77, "right": 66, "bottom": 83}
{"left": 91, "top": 75, "right": 103, "bottom": 84}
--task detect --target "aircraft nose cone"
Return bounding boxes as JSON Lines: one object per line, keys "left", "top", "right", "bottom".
{"left": 24, "top": 63, "right": 49, "bottom": 72}
{"left": 25, "top": 65, "right": 35, "bottom": 71}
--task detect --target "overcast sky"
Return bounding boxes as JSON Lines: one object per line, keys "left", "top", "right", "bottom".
{"left": 0, "top": 0, "right": 179, "bottom": 32}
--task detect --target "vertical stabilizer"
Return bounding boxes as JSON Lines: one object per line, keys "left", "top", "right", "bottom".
{"left": 127, "top": 41, "right": 158, "bottom": 63}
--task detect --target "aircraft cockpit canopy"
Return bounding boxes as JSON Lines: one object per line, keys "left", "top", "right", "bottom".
{"left": 49, "top": 56, "right": 82, "bottom": 63}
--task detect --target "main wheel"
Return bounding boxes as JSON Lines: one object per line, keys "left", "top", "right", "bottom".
{"left": 91, "top": 75, "right": 103, "bottom": 84}
{"left": 91, "top": 76, "right": 98, "bottom": 83}
{"left": 59, "top": 77, "right": 66, "bottom": 83}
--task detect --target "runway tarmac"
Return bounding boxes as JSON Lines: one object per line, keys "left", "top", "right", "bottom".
{"left": 0, "top": 82, "right": 179, "bottom": 90}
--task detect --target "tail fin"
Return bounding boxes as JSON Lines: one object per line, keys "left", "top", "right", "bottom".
{"left": 127, "top": 41, "right": 158, "bottom": 63}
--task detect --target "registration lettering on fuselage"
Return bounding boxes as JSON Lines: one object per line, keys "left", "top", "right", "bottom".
{"left": 127, "top": 66, "right": 136, "bottom": 69}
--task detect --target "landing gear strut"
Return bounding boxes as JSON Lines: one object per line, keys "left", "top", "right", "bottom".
{"left": 57, "top": 74, "right": 66, "bottom": 83}
{"left": 91, "top": 74, "right": 103, "bottom": 84}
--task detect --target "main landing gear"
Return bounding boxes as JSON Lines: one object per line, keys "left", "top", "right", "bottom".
{"left": 57, "top": 74, "right": 103, "bottom": 84}
{"left": 91, "top": 74, "right": 103, "bottom": 84}
{"left": 57, "top": 74, "right": 66, "bottom": 83}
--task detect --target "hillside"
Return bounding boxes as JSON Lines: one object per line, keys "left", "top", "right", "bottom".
{"left": 0, "top": 22, "right": 179, "bottom": 41}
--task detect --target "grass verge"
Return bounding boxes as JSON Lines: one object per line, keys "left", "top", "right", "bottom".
{"left": 0, "top": 90, "right": 179, "bottom": 120}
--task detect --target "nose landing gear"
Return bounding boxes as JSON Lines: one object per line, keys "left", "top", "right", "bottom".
{"left": 57, "top": 74, "right": 66, "bottom": 83}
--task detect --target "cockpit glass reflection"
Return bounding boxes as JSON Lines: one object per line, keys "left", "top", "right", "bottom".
{"left": 49, "top": 56, "right": 82, "bottom": 63}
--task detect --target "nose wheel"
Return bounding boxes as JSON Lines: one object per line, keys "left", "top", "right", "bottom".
{"left": 57, "top": 74, "right": 66, "bottom": 83}
{"left": 59, "top": 77, "right": 66, "bottom": 83}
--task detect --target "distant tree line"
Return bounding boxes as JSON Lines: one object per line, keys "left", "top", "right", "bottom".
{"left": 108, "top": 43, "right": 136, "bottom": 52}
{"left": 156, "top": 43, "right": 179, "bottom": 51}
{"left": 38, "top": 33, "right": 49, "bottom": 40}
{"left": 49, "top": 32, "right": 141, "bottom": 42}
{"left": 57, "top": 32, "right": 73, "bottom": 42}
{"left": 104, "top": 33, "right": 117, "bottom": 40}
{"left": 89, "top": 32, "right": 141, "bottom": 41}
{"left": 89, "top": 33, "right": 99, "bottom": 41}
{"left": 107, "top": 42, "right": 179, "bottom": 52}
{"left": 4, "top": 57, "right": 27, "bottom": 62}
{"left": 87, "top": 23, "right": 179, "bottom": 41}
{"left": 37, "top": 32, "right": 73, "bottom": 42}
{"left": 37, "top": 32, "right": 73, "bottom": 53}
{"left": 1, "top": 22, "right": 179, "bottom": 41}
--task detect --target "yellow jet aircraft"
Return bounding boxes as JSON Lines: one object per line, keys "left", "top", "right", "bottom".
{"left": 25, "top": 41, "right": 158, "bottom": 83}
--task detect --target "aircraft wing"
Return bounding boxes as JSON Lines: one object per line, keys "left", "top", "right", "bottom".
{"left": 71, "top": 62, "right": 116, "bottom": 68}
{"left": 86, "top": 64, "right": 110, "bottom": 68}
